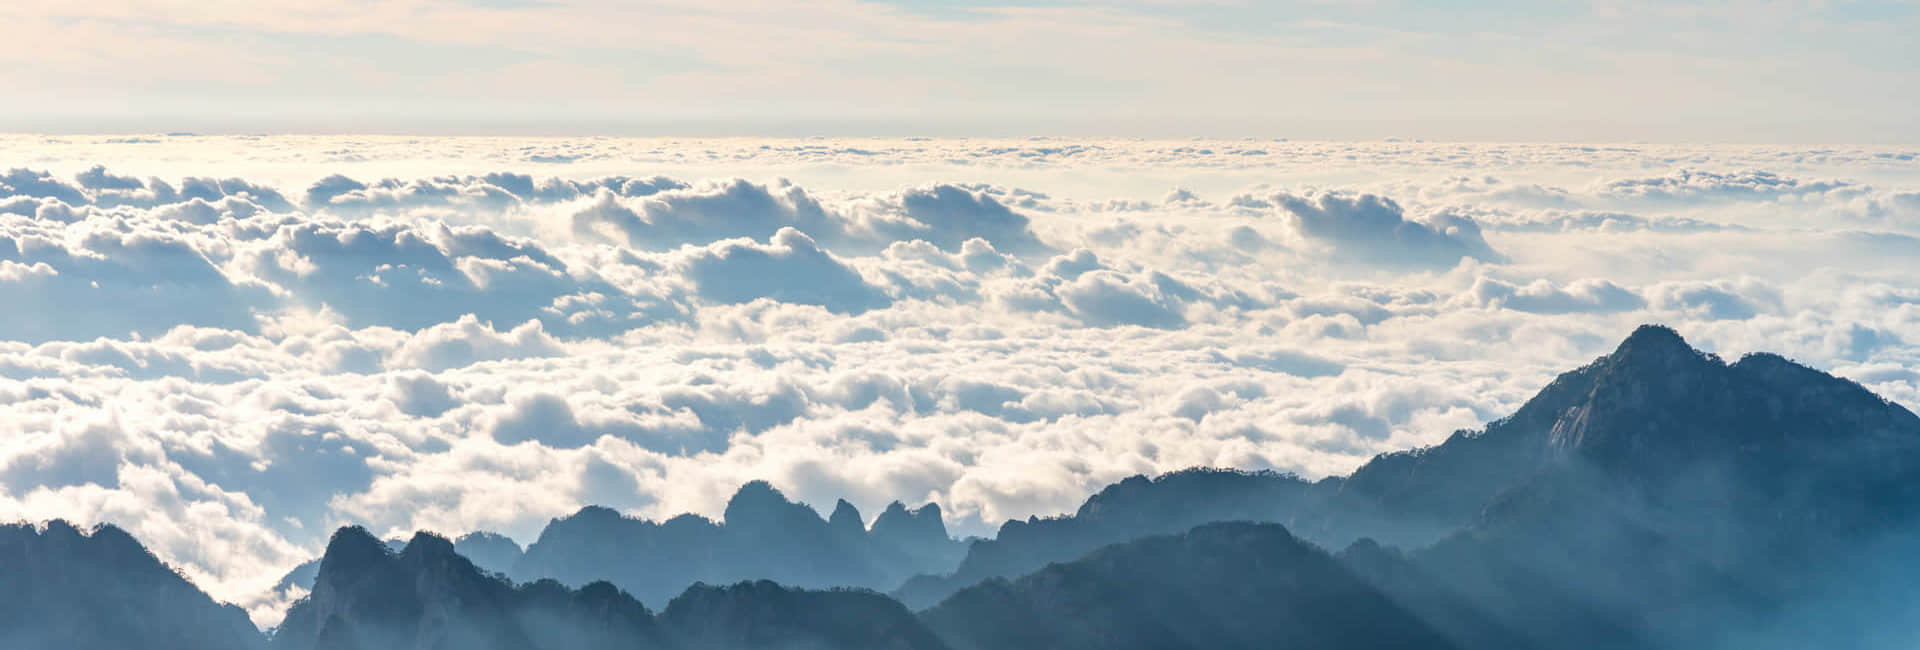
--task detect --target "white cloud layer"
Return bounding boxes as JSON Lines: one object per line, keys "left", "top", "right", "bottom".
{"left": 2, "top": 137, "right": 1920, "bottom": 628}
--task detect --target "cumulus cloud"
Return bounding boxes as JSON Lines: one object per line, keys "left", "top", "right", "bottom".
{"left": 573, "top": 179, "right": 1053, "bottom": 257}
{"left": 1589, "top": 169, "right": 1857, "bottom": 203}
{"left": 873, "top": 184, "right": 1053, "bottom": 256}
{"left": 1460, "top": 276, "right": 1647, "bottom": 314}
{"left": 3, "top": 166, "right": 294, "bottom": 212}
{"left": 681, "top": 228, "right": 893, "bottom": 314}
{"left": 386, "top": 370, "right": 458, "bottom": 418}
{"left": 1265, "top": 191, "right": 1505, "bottom": 269}
{"left": 1647, "top": 278, "right": 1783, "bottom": 321}
{"left": 0, "top": 217, "right": 273, "bottom": 341}
{"left": 306, "top": 172, "right": 684, "bottom": 217}
{"left": 1, "top": 138, "right": 1919, "bottom": 630}
{"left": 570, "top": 179, "right": 841, "bottom": 250}
{"left": 1054, "top": 270, "right": 1189, "bottom": 329}
{"left": 389, "top": 315, "right": 564, "bottom": 371}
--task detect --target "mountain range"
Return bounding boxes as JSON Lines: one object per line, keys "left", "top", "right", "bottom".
{"left": 9, "top": 325, "right": 1920, "bottom": 649}
{"left": 508, "top": 481, "right": 962, "bottom": 607}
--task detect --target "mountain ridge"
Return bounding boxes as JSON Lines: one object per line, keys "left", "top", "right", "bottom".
{"left": 11, "top": 324, "right": 1920, "bottom": 650}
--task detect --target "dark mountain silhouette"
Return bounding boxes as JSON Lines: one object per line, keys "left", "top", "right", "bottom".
{"left": 272, "top": 527, "right": 665, "bottom": 650}
{"left": 271, "top": 525, "right": 947, "bottom": 650}
{"left": 662, "top": 581, "right": 949, "bottom": 650}
{"left": 921, "top": 522, "right": 1457, "bottom": 650}
{"left": 511, "top": 481, "right": 962, "bottom": 607}
{"left": 866, "top": 501, "right": 956, "bottom": 578}
{"left": 935, "top": 325, "right": 1915, "bottom": 648}
{"left": 0, "top": 520, "right": 263, "bottom": 650}
{"left": 1318, "top": 323, "right": 1837, "bottom": 546}
{"left": 894, "top": 467, "right": 1331, "bottom": 608}
{"left": 274, "top": 533, "right": 522, "bottom": 610}
{"left": 1342, "top": 325, "right": 1920, "bottom": 649}
{"left": 14, "top": 324, "right": 1920, "bottom": 650}
{"left": 899, "top": 320, "right": 1689, "bottom": 607}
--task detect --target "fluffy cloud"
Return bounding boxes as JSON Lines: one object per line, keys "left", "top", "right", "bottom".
{"left": 1589, "top": 169, "right": 1856, "bottom": 203}
{"left": 306, "top": 172, "right": 685, "bottom": 217}
{"left": 0, "top": 216, "right": 273, "bottom": 342}
{"left": 682, "top": 228, "right": 893, "bottom": 314}
{"left": 570, "top": 179, "right": 1054, "bottom": 257}
{"left": 571, "top": 179, "right": 841, "bottom": 250}
{"left": 389, "top": 315, "right": 564, "bottom": 371}
{"left": 1460, "top": 276, "right": 1647, "bottom": 314}
{"left": 1260, "top": 191, "right": 1505, "bottom": 269}
{"left": 2, "top": 138, "right": 1920, "bottom": 630}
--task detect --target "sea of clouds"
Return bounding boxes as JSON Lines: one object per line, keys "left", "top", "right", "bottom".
{"left": 2, "top": 135, "right": 1919, "bottom": 625}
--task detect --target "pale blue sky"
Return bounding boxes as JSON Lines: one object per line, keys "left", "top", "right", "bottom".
{"left": 1, "top": 0, "right": 1914, "bottom": 141}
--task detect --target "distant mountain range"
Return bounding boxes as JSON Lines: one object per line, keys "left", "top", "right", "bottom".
{"left": 271, "top": 526, "right": 948, "bottom": 650}
{"left": 509, "top": 481, "right": 962, "bottom": 608}
{"left": 10, "top": 325, "right": 1920, "bottom": 649}
{"left": 262, "top": 482, "right": 963, "bottom": 616}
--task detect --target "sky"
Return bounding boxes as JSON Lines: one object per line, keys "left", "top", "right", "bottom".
{"left": 2, "top": 0, "right": 1917, "bottom": 141}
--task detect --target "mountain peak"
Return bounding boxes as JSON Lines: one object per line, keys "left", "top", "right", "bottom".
{"left": 320, "top": 525, "right": 392, "bottom": 573}
{"left": 1543, "top": 325, "right": 1736, "bottom": 461}
{"left": 400, "top": 531, "right": 458, "bottom": 560}
{"left": 1621, "top": 322, "right": 1685, "bottom": 346}
{"left": 871, "top": 500, "right": 949, "bottom": 545}
{"left": 1605, "top": 323, "right": 1707, "bottom": 367}
{"left": 567, "top": 504, "right": 626, "bottom": 522}
{"left": 828, "top": 498, "right": 864, "bottom": 536}
{"left": 725, "top": 480, "right": 784, "bottom": 512}
{"left": 723, "top": 480, "right": 824, "bottom": 533}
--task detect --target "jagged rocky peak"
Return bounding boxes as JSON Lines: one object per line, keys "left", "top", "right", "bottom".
{"left": 316, "top": 525, "right": 394, "bottom": 578}
{"left": 395, "top": 531, "right": 490, "bottom": 582}
{"left": 1520, "top": 325, "right": 1724, "bottom": 454}
{"left": 278, "top": 525, "right": 667, "bottom": 650}
{"left": 872, "top": 500, "right": 948, "bottom": 543}
{"left": 1584, "top": 324, "right": 1720, "bottom": 397}
{"left": 1541, "top": 323, "right": 1920, "bottom": 470}
{"left": 402, "top": 530, "right": 457, "bottom": 558}
{"left": 1325, "top": 323, "right": 1920, "bottom": 550}
{"left": 828, "top": 498, "right": 865, "bottom": 536}
{"left": 270, "top": 529, "right": 426, "bottom": 607}
{"left": 1610, "top": 323, "right": 1704, "bottom": 363}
